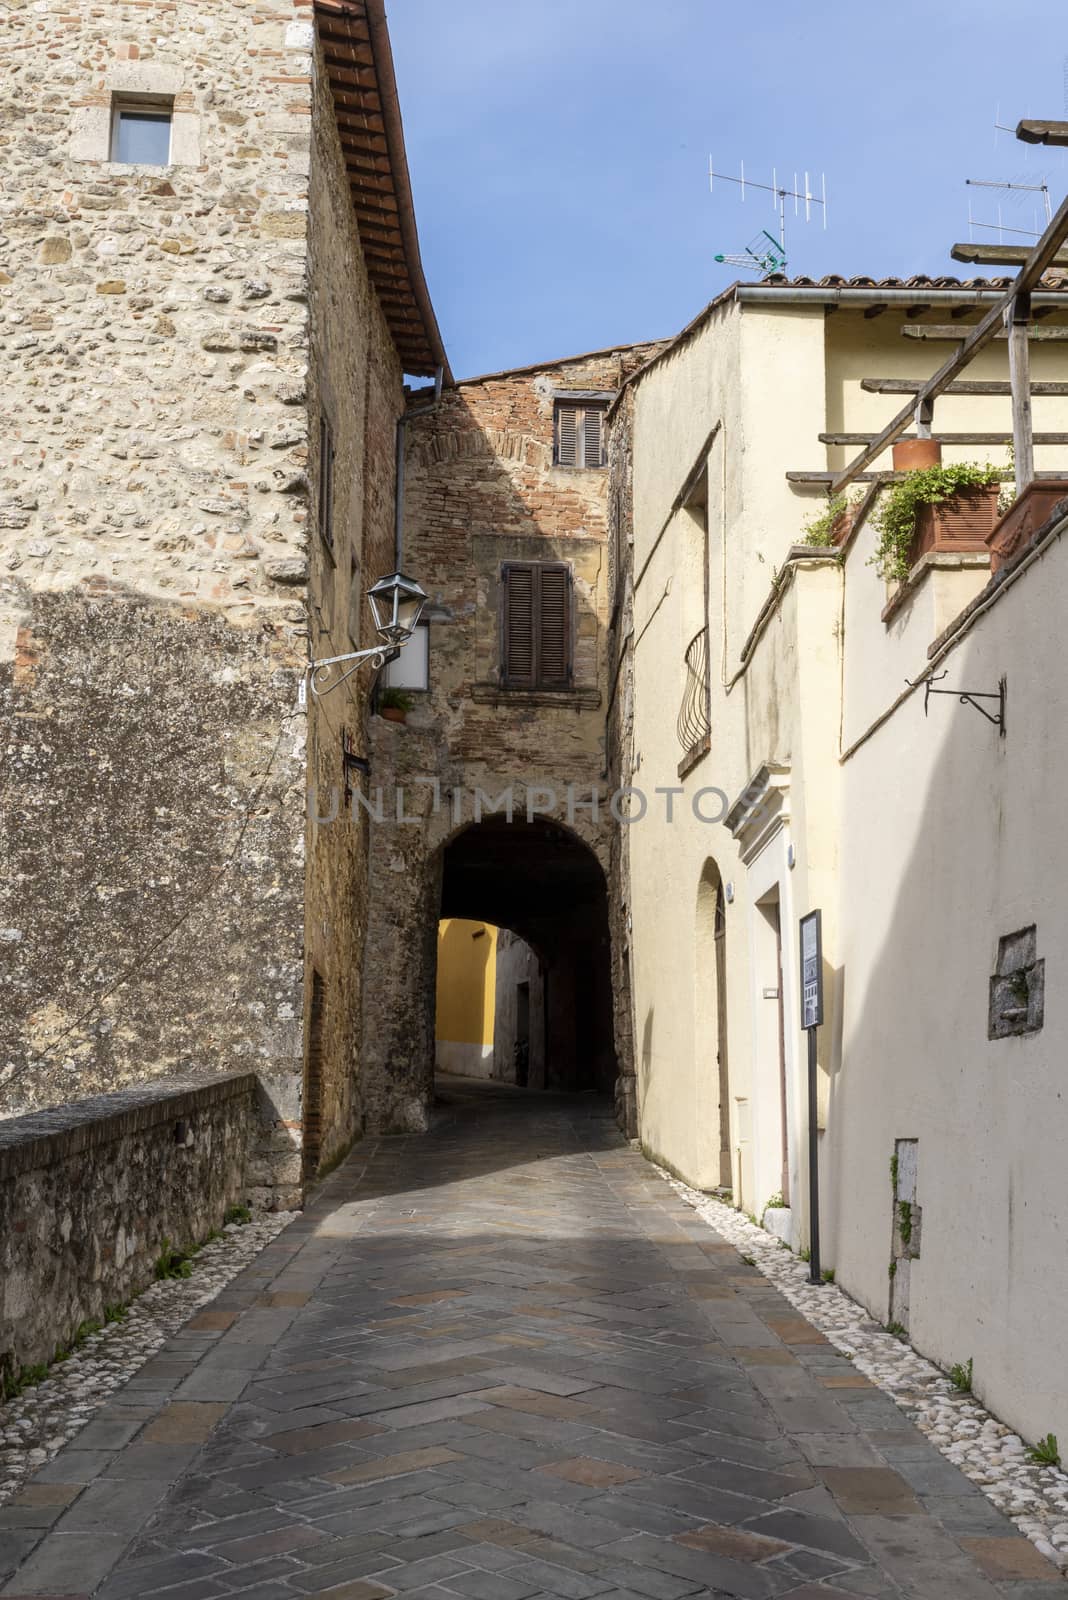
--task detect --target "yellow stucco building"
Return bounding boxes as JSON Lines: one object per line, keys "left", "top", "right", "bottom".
{"left": 434, "top": 920, "right": 497, "bottom": 1078}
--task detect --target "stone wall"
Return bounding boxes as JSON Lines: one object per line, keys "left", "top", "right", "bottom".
{"left": 0, "top": 1, "right": 320, "bottom": 1201}
{"left": 355, "top": 349, "right": 661, "bottom": 1130}
{"left": 0, "top": 1073, "right": 255, "bottom": 1384}
{"left": 0, "top": 0, "right": 316, "bottom": 613}
{"left": 0, "top": 2, "right": 422, "bottom": 1200}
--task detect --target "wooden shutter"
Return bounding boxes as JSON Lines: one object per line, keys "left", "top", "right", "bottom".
{"left": 538, "top": 565, "right": 571, "bottom": 687}
{"left": 503, "top": 563, "right": 536, "bottom": 685}
{"left": 582, "top": 406, "right": 604, "bottom": 468}
{"left": 502, "top": 563, "right": 572, "bottom": 688}
{"left": 555, "top": 404, "right": 579, "bottom": 466}
{"left": 555, "top": 401, "right": 606, "bottom": 467}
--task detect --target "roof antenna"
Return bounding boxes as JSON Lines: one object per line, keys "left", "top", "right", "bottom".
{"left": 964, "top": 175, "right": 1051, "bottom": 244}
{"left": 709, "top": 156, "right": 828, "bottom": 277}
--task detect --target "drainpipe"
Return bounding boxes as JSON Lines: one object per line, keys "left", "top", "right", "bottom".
{"left": 394, "top": 365, "right": 444, "bottom": 568}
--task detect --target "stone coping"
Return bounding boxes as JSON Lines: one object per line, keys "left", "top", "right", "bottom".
{"left": 0, "top": 1072, "right": 257, "bottom": 1180}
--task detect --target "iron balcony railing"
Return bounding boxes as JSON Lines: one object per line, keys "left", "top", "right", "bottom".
{"left": 678, "top": 626, "right": 711, "bottom": 754}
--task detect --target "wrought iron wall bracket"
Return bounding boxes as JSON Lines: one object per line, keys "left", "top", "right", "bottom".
{"left": 904, "top": 671, "right": 1006, "bottom": 736}
{"left": 298, "top": 644, "right": 397, "bottom": 707}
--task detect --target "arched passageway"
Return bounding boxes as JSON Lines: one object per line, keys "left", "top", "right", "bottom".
{"left": 436, "top": 817, "right": 616, "bottom": 1095}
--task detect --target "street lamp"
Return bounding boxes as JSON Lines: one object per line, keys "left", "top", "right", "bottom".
{"left": 366, "top": 571, "right": 428, "bottom": 644}
{"left": 299, "top": 570, "right": 428, "bottom": 705}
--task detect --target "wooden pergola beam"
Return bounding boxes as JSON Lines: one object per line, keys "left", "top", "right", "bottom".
{"left": 952, "top": 241, "right": 1068, "bottom": 268}
{"left": 1017, "top": 119, "right": 1068, "bottom": 146}
{"left": 820, "top": 431, "right": 1068, "bottom": 446}
{"left": 861, "top": 378, "right": 1068, "bottom": 396}
{"left": 827, "top": 178, "right": 1068, "bottom": 493}
{"left": 901, "top": 324, "right": 1068, "bottom": 341}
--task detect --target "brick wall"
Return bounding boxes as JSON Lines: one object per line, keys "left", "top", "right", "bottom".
{"left": 356, "top": 347, "right": 662, "bottom": 1129}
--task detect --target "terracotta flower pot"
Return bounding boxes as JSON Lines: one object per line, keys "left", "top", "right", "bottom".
{"left": 892, "top": 438, "right": 942, "bottom": 473}
{"left": 911, "top": 483, "right": 1000, "bottom": 564}
{"left": 829, "top": 505, "right": 854, "bottom": 547}
{"left": 380, "top": 705, "right": 407, "bottom": 724}
{"left": 987, "top": 480, "right": 1068, "bottom": 573}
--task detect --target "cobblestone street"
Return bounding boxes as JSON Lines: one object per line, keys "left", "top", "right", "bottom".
{"left": 0, "top": 1081, "right": 1060, "bottom": 1600}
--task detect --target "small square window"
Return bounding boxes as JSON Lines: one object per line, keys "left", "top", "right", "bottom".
{"left": 111, "top": 101, "right": 173, "bottom": 166}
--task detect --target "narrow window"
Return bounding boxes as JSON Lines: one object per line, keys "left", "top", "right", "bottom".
{"left": 501, "top": 562, "right": 573, "bottom": 689}
{"left": 111, "top": 99, "right": 174, "bottom": 166}
{"left": 554, "top": 400, "right": 606, "bottom": 468}
{"left": 318, "top": 415, "right": 335, "bottom": 551}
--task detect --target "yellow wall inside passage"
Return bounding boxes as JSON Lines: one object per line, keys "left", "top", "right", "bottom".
{"left": 435, "top": 920, "right": 497, "bottom": 1046}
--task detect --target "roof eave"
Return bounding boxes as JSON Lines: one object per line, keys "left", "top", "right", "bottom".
{"left": 314, "top": 0, "right": 451, "bottom": 382}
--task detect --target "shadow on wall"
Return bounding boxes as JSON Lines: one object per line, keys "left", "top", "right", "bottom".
{"left": 827, "top": 585, "right": 1068, "bottom": 1448}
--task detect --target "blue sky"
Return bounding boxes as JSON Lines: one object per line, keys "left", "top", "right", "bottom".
{"left": 387, "top": 0, "right": 1068, "bottom": 380}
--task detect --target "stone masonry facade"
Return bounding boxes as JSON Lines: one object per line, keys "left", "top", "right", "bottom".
{"left": 0, "top": 1, "right": 418, "bottom": 1205}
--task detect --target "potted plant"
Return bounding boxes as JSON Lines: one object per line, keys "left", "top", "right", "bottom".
{"left": 378, "top": 686, "right": 412, "bottom": 725}
{"left": 872, "top": 461, "right": 1002, "bottom": 583}
{"left": 800, "top": 492, "right": 855, "bottom": 549}
{"left": 891, "top": 438, "right": 942, "bottom": 473}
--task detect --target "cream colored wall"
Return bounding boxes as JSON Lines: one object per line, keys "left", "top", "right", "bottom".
{"left": 835, "top": 520, "right": 1068, "bottom": 1447}
{"left": 627, "top": 301, "right": 835, "bottom": 1203}
{"left": 628, "top": 308, "right": 743, "bottom": 1189}
{"left": 625, "top": 284, "right": 1068, "bottom": 1443}
{"left": 625, "top": 290, "right": 1068, "bottom": 1244}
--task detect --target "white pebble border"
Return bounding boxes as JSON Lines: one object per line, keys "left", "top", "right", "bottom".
{"left": 0, "top": 1212, "right": 294, "bottom": 1508}
{"left": 658, "top": 1169, "right": 1068, "bottom": 1575}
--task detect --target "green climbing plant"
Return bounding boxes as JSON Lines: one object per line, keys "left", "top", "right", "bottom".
{"left": 801, "top": 494, "right": 848, "bottom": 548}
{"left": 872, "top": 462, "right": 1001, "bottom": 582}
{"left": 898, "top": 1200, "right": 913, "bottom": 1248}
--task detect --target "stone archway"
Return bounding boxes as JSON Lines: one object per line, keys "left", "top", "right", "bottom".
{"left": 357, "top": 810, "right": 617, "bottom": 1134}
{"left": 439, "top": 816, "right": 616, "bottom": 1096}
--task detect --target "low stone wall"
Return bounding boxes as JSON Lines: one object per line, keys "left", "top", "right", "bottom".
{"left": 0, "top": 1073, "right": 256, "bottom": 1384}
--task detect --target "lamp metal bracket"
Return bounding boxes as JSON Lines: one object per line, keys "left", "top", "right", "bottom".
{"left": 904, "top": 671, "right": 1006, "bottom": 736}
{"left": 298, "top": 644, "right": 398, "bottom": 708}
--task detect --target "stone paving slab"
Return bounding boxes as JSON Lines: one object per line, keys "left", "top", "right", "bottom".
{"left": 1, "top": 1078, "right": 1064, "bottom": 1598}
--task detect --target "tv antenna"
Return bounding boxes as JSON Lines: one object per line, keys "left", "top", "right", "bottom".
{"left": 965, "top": 176, "right": 1052, "bottom": 244}
{"left": 709, "top": 158, "right": 827, "bottom": 276}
